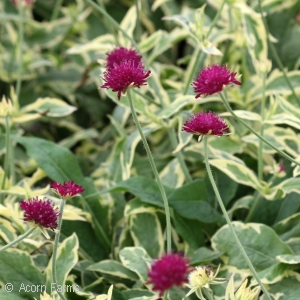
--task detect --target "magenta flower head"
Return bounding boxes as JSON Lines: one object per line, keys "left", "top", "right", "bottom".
{"left": 20, "top": 197, "right": 60, "bottom": 230}
{"left": 192, "top": 64, "right": 241, "bottom": 98}
{"left": 101, "top": 60, "right": 151, "bottom": 100}
{"left": 105, "top": 47, "right": 142, "bottom": 70}
{"left": 183, "top": 111, "right": 229, "bottom": 141}
{"left": 147, "top": 253, "right": 192, "bottom": 296}
{"left": 51, "top": 180, "right": 84, "bottom": 200}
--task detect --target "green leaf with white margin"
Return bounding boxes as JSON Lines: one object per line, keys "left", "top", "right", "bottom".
{"left": 20, "top": 98, "right": 77, "bottom": 117}
{"left": 120, "top": 126, "right": 159, "bottom": 180}
{"left": 119, "top": 6, "right": 136, "bottom": 45}
{"left": 208, "top": 159, "right": 263, "bottom": 190}
{"left": 267, "top": 113, "right": 300, "bottom": 130}
{"left": 157, "top": 95, "right": 196, "bottom": 119}
{"left": 273, "top": 212, "right": 300, "bottom": 242}
{"left": 268, "top": 178, "right": 300, "bottom": 200}
{"left": 222, "top": 110, "right": 261, "bottom": 122}
{"left": 278, "top": 94, "right": 300, "bottom": 119}
{"left": 129, "top": 212, "right": 164, "bottom": 258}
{"left": 160, "top": 158, "right": 185, "bottom": 188}
{"left": 265, "top": 273, "right": 300, "bottom": 300}
{"left": 211, "top": 222, "right": 293, "bottom": 283}
{"left": 119, "top": 247, "right": 151, "bottom": 282}
{"left": 190, "top": 247, "right": 223, "bottom": 265}
{"left": 139, "top": 31, "right": 163, "bottom": 53}
{"left": 45, "top": 233, "right": 79, "bottom": 292}
{"left": 0, "top": 249, "right": 45, "bottom": 298}
{"left": 87, "top": 260, "right": 139, "bottom": 281}
{"left": 276, "top": 254, "right": 300, "bottom": 264}
{"left": 251, "top": 69, "right": 300, "bottom": 100}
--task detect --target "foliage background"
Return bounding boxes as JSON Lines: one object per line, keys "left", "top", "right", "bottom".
{"left": 1, "top": 0, "right": 300, "bottom": 299}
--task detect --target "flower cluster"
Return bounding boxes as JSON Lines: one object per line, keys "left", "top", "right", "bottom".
{"left": 147, "top": 253, "right": 192, "bottom": 296}
{"left": 192, "top": 64, "right": 241, "bottom": 98}
{"left": 20, "top": 197, "right": 60, "bottom": 230}
{"left": 101, "top": 47, "right": 151, "bottom": 100}
{"left": 51, "top": 180, "right": 84, "bottom": 200}
{"left": 183, "top": 111, "right": 229, "bottom": 141}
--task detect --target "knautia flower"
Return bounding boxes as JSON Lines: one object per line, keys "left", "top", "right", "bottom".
{"left": 20, "top": 197, "right": 60, "bottom": 230}
{"left": 225, "top": 275, "right": 260, "bottom": 300}
{"left": 185, "top": 265, "right": 225, "bottom": 299}
{"left": 101, "top": 60, "right": 151, "bottom": 100}
{"left": 192, "top": 64, "right": 241, "bottom": 98}
{"left": 51, "top": 180, "right": 84, "bottom": 200}
{"left": 182, "top": 111, "right": 229, "bottom": 141}
{"left": 147, "top": 253, "right": 192, "bottom": 296}
{"left": 105, "top": 47, "right": 142, "bottom": 69}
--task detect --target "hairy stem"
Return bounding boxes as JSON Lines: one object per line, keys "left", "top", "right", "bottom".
{"left": 203, "top": 136, "right": 271, "bottom": 300}
{"left": 52, "top": 199, "right": 67, "bottom": 300}
{"left": 127, "top": 90, "right": 172, "bottom": 252}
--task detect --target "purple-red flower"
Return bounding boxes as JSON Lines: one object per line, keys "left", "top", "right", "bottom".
{"left": 101, "top": 60, "right": 151, "bottom": 100}
{"left": 51, "top": 180, "right": 84, "bottom": 200}
{"left": 147, "top": 253, "right": 192, "bottom": 296}
{"left": 183, "top": 111, "right": 229, "bottom": 141}
{"left": 20, "top": 197, "right": 60, "bottom": 230}
{"left": 192, "top": 64, "right": 241, "bottom": 98}
{"left": 105, "top": 47, "right": 142, "bottom": 70}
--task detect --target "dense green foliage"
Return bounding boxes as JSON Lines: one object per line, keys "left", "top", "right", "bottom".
{"left": 1, "top": 0, "right": 300, "bottom": 299}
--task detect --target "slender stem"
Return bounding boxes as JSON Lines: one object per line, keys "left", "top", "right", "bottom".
{"left": 85, "top": 0, "right": 138, "bottom": 49}
{"left": 51, "top": 0, "right": 64, "bottom": 21}
{"left": 202, "top": 287, "right": 214, "bottom": 300}
{"left": 127, "top": 90, "right": 172, "bottom": 252}
{"left": 220, "top": 92, "right": 300, "bottom": 168}
{"left": 167, "top": 130, "right": 192, "bottom": 183}
{"left": 52, "top": 199, "right": 67, "bottom": 300}
{"left": 258, "top": 74, "right": 266, "bottom": 181}
{"left": 257, "top": 0, "right": 300, "bottom": 107}
{"left": 134, "top": 0, "right": 142, "bottom": 42}
{"left": 183, "top": 0, "right": 227, "bottom": 95}
{"left": 0, "top": 227, "right": 36, "bottom": 252}
{"left": 1, "top": 117, "right": 11, "bottom": 202}
{"left": 203, "top": 137, "right": 271, "bottom": 300}
{"left": 16, "top": 1, "right": 24, "bottom": 99}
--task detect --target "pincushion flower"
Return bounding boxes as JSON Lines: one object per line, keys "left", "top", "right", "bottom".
{"left": 185, "top": 265, "right": 225, "bottom": 299}
{"left": 147, "top": 253, "right": 192, "bottom": 296}
{"left": 192, "top": 64, "right": 241, "bottom": 98}
{"left": 182, "top": 111, "right": 229, "bottom": 141}
{"left": 105, "top": 47, "right": 142, "bottom": 69}
{"left": 51, "top": 180, "right": 84, "bottom": 200}
{"left": 101, "top": 60, "right": 151, "bottom": 100}
{"left": 20, "top": 197, "right": 60, "bottom": 230}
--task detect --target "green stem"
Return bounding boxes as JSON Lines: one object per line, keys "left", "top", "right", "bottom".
{"left": 167, "top": 130, "right": 193, "bottom": 183}
{"left": 203, "top": 137, "right": 271, "bottom": 300}
{"left": 183, "top": 0, "right": 227, "bottom": 95}
{"left": 52, "top": 199, "right": 67, "bottom": 300}
{"left": 134, "top": 0, "right": 142, "bottom": 42}
{"left": 0, "top": 227, "right": 36, "bottom": 252}
{"left": 258, "top": 73, "right": 266, "bottom": 181}
{"left": 202, "top": 287, "right": 214, "bottom": 300}
{"left": 51, "top": 0, "right": 64, "bottom": 21}
{"left": 220, "top": 92, "right": 300, "bottom": 168}
{"left": 85, "top": 0, "right": 138, "bottom": 49}
{"left": 1, "top": 117, "right": 11, "bottom": 202}
{"left": 127, "top": 90, "right": 172, "bottom": 252}
{"left": 16, "top": 1, "right": 24, "bottom": 99}
{"left": 257, "top": 0, "right": 300, "bottom": 107}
